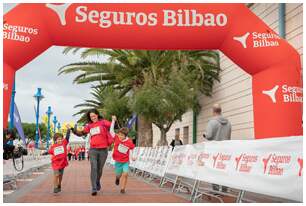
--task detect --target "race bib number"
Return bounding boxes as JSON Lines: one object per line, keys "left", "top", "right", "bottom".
{"left": 118, "top": 144, "right": 129, "bottom": 154}
{"left": 54, "top": 146, "right": 65, "bottom": 156}
{"left": 90, "top": 126, "right": 101, "bottom": 136}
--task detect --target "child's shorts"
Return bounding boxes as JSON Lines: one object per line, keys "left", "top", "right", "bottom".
{"left": 114, "top": 161, "right": 129, "bottom": 175}
{"left": 54, "top": 168, "right": 64, "bottom": 175}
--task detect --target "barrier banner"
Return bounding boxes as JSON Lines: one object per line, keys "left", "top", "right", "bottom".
{"left": 129, "top": 146, "right": 171, "bottom": 177}
{"left": 146, "top": 146, "right": 172, "bottom": 177}
{"left": 166, "top": 136, "right": 302, "bottom": 202}
{"left": 133, "top": 147, "right": 148, "bottom": 171}
{"left": 154, "top": 146, "right": 172, "bottom": 177}
{"left": 142, "top": 147, "right": 155, "bottom": 172}
{"left": 166, "top": 144, "right": 203, "bottom": 179}
{"left": 129, "top": 147, "right": 141, "bottom": 168}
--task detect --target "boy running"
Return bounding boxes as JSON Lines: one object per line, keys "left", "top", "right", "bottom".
{"left": 110, "top": 116, "right": 135, "bottom": 194}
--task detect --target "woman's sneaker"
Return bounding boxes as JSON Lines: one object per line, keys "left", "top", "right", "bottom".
{"left": 96, "top": 182, "right": 101, "bottom": 191}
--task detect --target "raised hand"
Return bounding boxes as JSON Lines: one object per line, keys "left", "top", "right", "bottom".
{"left": 65, "top": 124, "right": 71, "bottom": 130}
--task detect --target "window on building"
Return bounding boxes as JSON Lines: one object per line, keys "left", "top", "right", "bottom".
{"left": 175, "top": 128, "right": 180, "bottom": 138}
{"left": 183, "top": 126, "right": 189, "bottom": 144}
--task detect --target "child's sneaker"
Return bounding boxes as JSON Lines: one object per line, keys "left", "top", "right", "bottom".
{"left": 115, "top": 177, "right": 120, "bottom": 186}
{"left": 53, "top": 187, "right": 60, "bottom": 193}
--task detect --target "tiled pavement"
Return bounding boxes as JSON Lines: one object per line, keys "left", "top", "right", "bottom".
{"left": 6, "top": 160, "right": 189, "bottom": 203}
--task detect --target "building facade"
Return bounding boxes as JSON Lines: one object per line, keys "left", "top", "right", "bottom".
{"left": 152, "top": 3, "right": 303, "bottom": 145}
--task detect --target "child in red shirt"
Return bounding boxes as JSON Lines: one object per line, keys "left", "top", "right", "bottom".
{"left": 48, "top": 127, "right": 71, "bottom": 193}
{"left": 110, "top": 116, "right": 135, "bottom": 194}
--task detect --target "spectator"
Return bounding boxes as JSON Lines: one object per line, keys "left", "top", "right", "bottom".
{"left": 203, "top": 103, "right": 231, "bottom": 193}
{"left": 3, "top": 128, "right": 16, "bottom": 160}
{"left": 81, "top": 145, "right": 86, "bottom": 160}
{"left": 169, "top": 134, "right": 183, "bottom": 150}
{"left": 67, "top": 145, "right": 72, "bottom": 161}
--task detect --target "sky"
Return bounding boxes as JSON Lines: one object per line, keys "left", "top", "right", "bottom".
{"left": 4, "top": 3, "right": 106, "bottom": 124}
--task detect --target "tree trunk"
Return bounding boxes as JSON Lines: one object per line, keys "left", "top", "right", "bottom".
{"left": 137, "top": 115, "right": 153, "bottom": 147}
{"left": 157, "top": 128, "right": 168, "bottom": 146}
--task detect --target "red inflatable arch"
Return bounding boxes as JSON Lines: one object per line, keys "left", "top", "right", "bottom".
{"left": 4, "top": 3, "right": 302, "bottom": 139}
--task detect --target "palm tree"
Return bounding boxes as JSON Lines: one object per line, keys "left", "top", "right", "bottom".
{"left": 71, "top": 86, "right": 106, "bottom": 123}
{"left": 132, "top": 72, "right": 197, "bottom": 146}
{"left": 58, "top": 49, "right": 220, "bottom": 146}
{"left": 72, "top": 86, "right": 131, "bottom": 127}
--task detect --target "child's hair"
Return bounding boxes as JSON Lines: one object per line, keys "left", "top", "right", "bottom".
{"left": 53, "top": 133, "right": 64, "bottom": 142}
{"left": 118, "top": 127, "right": 129, "bottom": 137}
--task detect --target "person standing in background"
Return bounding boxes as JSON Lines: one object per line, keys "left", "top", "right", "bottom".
{"left": 203, "top": 103, "right": 231, "bottom": 194}
{"left": 169, "top": 134, "right": 183, "bottom": 150}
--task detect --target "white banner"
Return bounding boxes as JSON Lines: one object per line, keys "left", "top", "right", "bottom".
{"left": 166, "top": 136, "right": 302, "bottom": 202}
{"left": 129, "top": 147, "right": 140, "bottom": 168}
{"left": 105, "top": 136, "right": 302, "bottom": 201}
{"left": 166, "top": 144, "right": 201, "bottom": 179}
{"left": 146, "top": 146, "right": 172, "bottom": 177}
{"left": 129, "top": 146, "right": 171, "bottom": 177}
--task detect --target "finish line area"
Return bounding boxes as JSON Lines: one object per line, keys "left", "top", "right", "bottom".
{"left": 3, "top": 142, "right": 295, "bottom": 203}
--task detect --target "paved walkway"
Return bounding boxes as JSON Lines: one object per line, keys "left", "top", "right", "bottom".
{"left": 5, "top": 160, "right": 189, "bottom": 203}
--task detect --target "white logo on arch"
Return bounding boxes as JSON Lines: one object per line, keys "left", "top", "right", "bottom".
{"left": 262, "top": 85, "right": 279, "bottom": 103}
{"left": 46, "top": 3, "right": 71, "bottom": 26}
{"left": 233, "top": 32, "right": 250, "bottom": 48}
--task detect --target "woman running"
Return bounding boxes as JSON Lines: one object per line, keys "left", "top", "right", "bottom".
{"left": 72, "top": 109, "right": 113, "bottom": 196}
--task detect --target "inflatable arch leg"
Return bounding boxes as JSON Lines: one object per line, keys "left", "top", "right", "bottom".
{"left": 3, "top": 63, "right": 15, "bottom": 128}
{"left": 253, "top": 59, "right": 302, "bottom": 138}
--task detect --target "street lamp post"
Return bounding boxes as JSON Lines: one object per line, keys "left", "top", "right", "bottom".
{"left": 9, "top": 77, "right": 16, "bottom": 129}
{"left": 53, "top": 116, "right": 57, "bottom": 134}
{"left": 57, "top": 122, "right": 61, "bottom": 133}
{"left": 46, "top": 106, "right": 53, "bottom": 149}
{"left": 34, "top": 88, "right": 44, "bottom": 148}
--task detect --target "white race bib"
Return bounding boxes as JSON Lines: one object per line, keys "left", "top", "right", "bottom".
{"left": 54, "top": 146, "right": 65, "bottom": 156}
{"left": 118, "top": 144, "right": 129, "bottom": 154}
{"left": 90, "top": 126, "right": 101, "bottom": 136}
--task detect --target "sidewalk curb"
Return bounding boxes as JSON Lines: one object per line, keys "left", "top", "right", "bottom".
{"left": 4, "top": 164, "right": 52, "bottom": 203}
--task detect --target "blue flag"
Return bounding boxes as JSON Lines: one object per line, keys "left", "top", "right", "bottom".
{"left": 13, "top": 102, "right": 26, "bottom": 146}
{"left": 127, "top": 113, "right": 137, "bottom": 129}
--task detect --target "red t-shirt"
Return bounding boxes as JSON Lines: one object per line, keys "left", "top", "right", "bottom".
{"left": 48, "top": 139, "right": 68, "bottom": 170}
{"left": 112, "top": 135, "right": 135, "bottom": 163}
{"left": 84, "top": 120, "right": 111, "bottom": 149}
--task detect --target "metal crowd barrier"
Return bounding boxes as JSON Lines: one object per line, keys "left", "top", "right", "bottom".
{"left": 105, "top": 143, "right": 299, "bottom": 203}
{"left": 106, "top": 147, "right": 245, "bottom": 202}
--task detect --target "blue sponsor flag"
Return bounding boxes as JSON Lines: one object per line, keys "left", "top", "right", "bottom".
{"left": 127, "top": 113, "right": 137, "bottom": 129}
{"left": 13, "top": 103, "right": 26, "bottom": 146}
